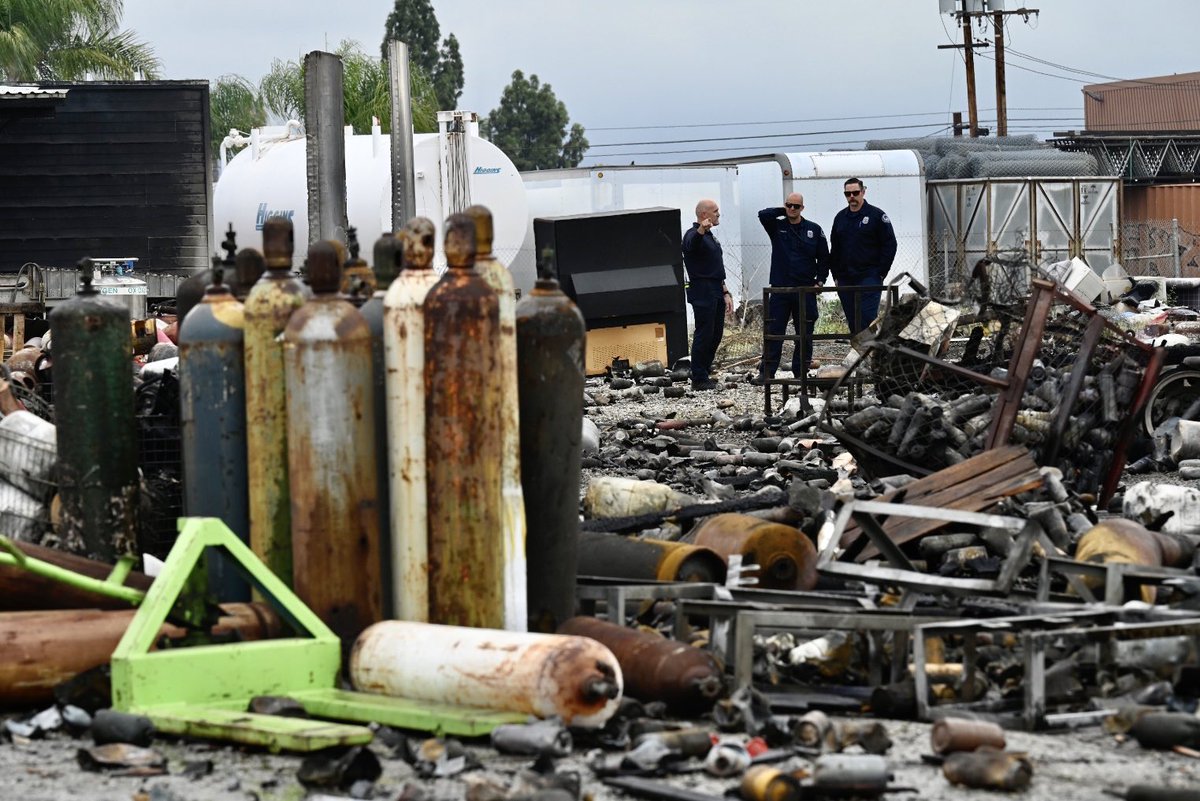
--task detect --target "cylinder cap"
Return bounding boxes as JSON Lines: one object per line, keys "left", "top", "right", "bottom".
{"left": 306, "top": 240, "right": 342, "bottom": 294}
{"left": 402, "top": 217, "right": 436, "bottom": 271}
{"left": 235, "top": 248, "right": 265, "bottom": 294}
{"left": 262, "top": 218, "right": 295, "bottom": 270}
{"left": 464, "top": 205, "right": 494, "bottom": 257}
{"left": 373, "top": 232, "right": 399, "bottom": 284}
{"left": 444, "top": 213, "right": 477, "bottom": 270}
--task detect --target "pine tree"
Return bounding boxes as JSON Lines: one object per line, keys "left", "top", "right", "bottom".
{"left": 482, "top": 71, "right": 589, "bottom": 171}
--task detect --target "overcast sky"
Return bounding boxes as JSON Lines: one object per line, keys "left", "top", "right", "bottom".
{"left": 122, "top": 0, "right": 1198, "bottom": 166}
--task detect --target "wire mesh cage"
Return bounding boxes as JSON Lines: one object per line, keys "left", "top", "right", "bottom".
{"left": 0, "top": 410, "right": 56, "bottom": 542}
{"left": 135, "top": 370, "right": 183, "bottom": 559}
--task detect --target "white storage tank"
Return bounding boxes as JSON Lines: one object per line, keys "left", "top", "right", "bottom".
{"left": 214, "top": 122, "right": 529, "bottom": 271}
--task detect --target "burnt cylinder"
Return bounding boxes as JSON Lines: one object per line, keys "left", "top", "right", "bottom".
{"left": 350, "top": 620, "right": 622, "bottom": 728}
{"left": 558, "top": 616, "right": 723, "bottom": 713}
{"left": 942, "top": 749, "right": 1032, "bottom": 791}
{"left": 283, "top": 240, "right": 383, "bottom": 648}
{"left": 1075, "top": 519, "right": 1193, "bottom": 604}
{"left": 930, "top": 718, "right": 1006, "bottom": 754}
{"left": 741, "top": 765, "right": 802, "bottom": 801}
{"left": 244, "top": 218, "right": 307, "bottom": 585}
{"left": 423, "top": 214, "right": 503, "bottom": 629}
{"left": 467, "top": 205, "right": 528, "bottom": 633}
{"left": 383, "top": 218, "right": 441, "bottom": 622}
{"left": 48, "top": 265, "right": 138, "bottom": 560}
{"left": 516, "top": 249, "right": 586, "bottom": 633}
{"left": 339, "top": 226, "right": 377, "bottom": 304}
{"left": 359, "top": 232, "right": 397, "bottom": 616}
{"left": 578, "top": 532, "right": 728, "bottom": 585}
{"left": 179, "top": 264, "right": 249, "bottom": 601}
{"left": 689, "top": 513, "right": 818, "bottom": 591}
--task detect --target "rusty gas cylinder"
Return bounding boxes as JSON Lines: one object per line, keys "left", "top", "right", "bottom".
{"left": 942, "top": 749, "right": 1032, "bottom": 792}
{"left": 811, "top": 754, "right": 892, "bottom": 796}
{"left": 283, "top": 240, "right": 382, "bottom": 648}
{"left": 466, "top": 204, "right": 527, "bottom": 633}
{"left": 423, "top": 214, "right": 503, "bottom": 629}
{"left": 516, "top": 247, "right": 586, "bottom": 633}
{"left": 383, "top": 218, "right": 441, "bottom": 622}
{"left": 578, "top": 532, "right": 727, "bottom": 585}
{"left": 689, "top": 513, "right": 818, "bottom": 591}
{"left": 350, "top": 620, "right": 622, "bottom": 728}
{"left": 1075, "top": 519, "right": 1193, "bottom": 603}
{"left": 243, "top": 218, "right": 307, "bottom": 585}
{"left": 360, "top": 231, "right": 397, "bottom": 616}
{"left": 633, "top": 728, "right": 716, "bottom": 759}
{"left": 558, "top": 616, "right": 723, "bottom": 713}
{"left": 48, "top": 264, "right": 138, "bottom": 560}
{"left": 742, "top": 765, "right": 802, "bottom": 801}
{"left": 179, "top": 257, "right": 249, "bottom": 601}
{"left": 930, "top": 717, "right": 1006, "bottom": 754}
{"left": 232, "top": 247, "right": 265, "bottom": 301}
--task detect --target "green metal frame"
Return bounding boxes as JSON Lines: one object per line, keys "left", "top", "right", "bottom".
{"left": 0, "top": 536, "right": 145, "bottom": 605}
{"left": 110, "top": 517, "right": 524, "bottom": 752}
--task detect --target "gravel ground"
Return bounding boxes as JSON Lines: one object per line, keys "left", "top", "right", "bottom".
{"left": 2, "top": 366, "right": 1199, "bottom": 801}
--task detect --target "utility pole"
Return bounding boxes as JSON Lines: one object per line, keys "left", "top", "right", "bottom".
{"left": 993, "top": 10, "right": 1007, "bottom": 136}
{"left": 961, "top": 5, "right": 980, "bottom": 137}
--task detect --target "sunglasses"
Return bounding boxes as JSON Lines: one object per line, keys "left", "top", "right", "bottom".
{"left": 844, "top": 190, "right": 862, "bottom": 197}
{"left": 784, "top": 203, "right": 802, "bottom": 209}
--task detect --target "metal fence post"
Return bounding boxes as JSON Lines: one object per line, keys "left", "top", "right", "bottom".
{"left": 1172, "top": 217, "right": 1181, "bottom": 278}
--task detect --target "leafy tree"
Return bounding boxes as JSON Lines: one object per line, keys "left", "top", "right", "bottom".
{"left": 379, "top": 0, "right": 439, "bottom": 73}
{"left": 481, "top": 70, "right": 589, "bottom": 171}
{"left": 256, "top": 40, "right": 438, "bottom": 135}
{"left": 432, "top": 32, "right": 463, "bottom": 111}
{"left": 209, "top": 74, "right": 267, "bottom": 161}
{"left": 0, "top": 0, "right": 160, "bottom": 80}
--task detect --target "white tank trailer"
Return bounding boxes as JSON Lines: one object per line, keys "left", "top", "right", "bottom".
{"left": 214, "top": 116, "right": 529, "bottom": 272}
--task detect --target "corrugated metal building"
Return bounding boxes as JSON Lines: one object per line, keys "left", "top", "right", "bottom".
{"left": 1122, "top": 184, "right": 1200, "bottom": 278}
{"left": 1084, "top": 72, "right": 1200, "bottom": 133}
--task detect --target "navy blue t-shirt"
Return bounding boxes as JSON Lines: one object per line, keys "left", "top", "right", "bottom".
{"left": 682, "top": 222, "right": 725, "bottom": 282}
{"left": 829, "top": 200, "right": 897, "bottom": 279}
{"left": 758, "top": 208, "right": 828, "bottom": 286}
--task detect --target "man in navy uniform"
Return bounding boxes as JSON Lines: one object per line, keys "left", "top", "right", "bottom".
{"left": 753, "top": 192, "right": 828, "bottom": 384}
{"left": 681, "top": 198, "right": 733, "bottom": 391}
{"left": 829, "top": 177, "right": 897, "bottom": 334}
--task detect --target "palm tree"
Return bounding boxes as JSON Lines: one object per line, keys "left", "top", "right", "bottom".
{"left": 0, "top": 0, "right": 160, "bottom": 81}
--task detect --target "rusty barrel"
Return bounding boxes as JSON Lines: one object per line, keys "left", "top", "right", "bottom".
{"left": 48, "top": 266, "right": 138, "bottom": 560}
{"left": 350, "top": 620, "right": 622, "bottom": 728}
{"left": 516, "top": 248, "right": 586, "bottom": 633}
{"left": 283, "top": 240, "right": 382, "bottom": 649}
{"left": 383, "top": 219, "right": 440, "bottom": 622}
{"left": 179, "top": 264, "right": 249, "bottom": 601}
{"left": 243, "top": 218, "right": 307, "bottom": 585}
{"left": 930, "top": 717, "right": 1006, "bottom": 754}
{"left": 689, "top": 513, "right": 818, "bottom": 591}
{"left": 467, "top": 205, "right": 528, "bottom": 633}
{"left": 578, "top": 532, "right": 728, "bottom": 585}
{"left": 558, "top": 616, "right": 723, "bottom": 713}
{"left": 423, "top": 214, "right": 503, "bottom": 629}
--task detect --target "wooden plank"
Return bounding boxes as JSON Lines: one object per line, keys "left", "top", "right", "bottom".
{"left": 839, "top": 446, "right": 1042, "bottom": 560}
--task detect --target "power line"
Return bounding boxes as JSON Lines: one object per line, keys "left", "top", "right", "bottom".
{"left": 583, "top": 127, "right": 956, "bottom": 161}
{"left": 587, "top": 110, "right": 952, "bottom": 132}
{"left": 587, "top": 122, "right": 956, "bottom": 149}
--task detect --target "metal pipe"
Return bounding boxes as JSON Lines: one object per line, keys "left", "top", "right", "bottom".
{"left": 304, "top": 50, "right": 348, "bottom": 245}
{"left": 388, "top": 41, "right": 417, "bottom": 231}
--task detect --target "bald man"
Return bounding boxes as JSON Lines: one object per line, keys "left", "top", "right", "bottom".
{"left": 752, "top": 193, "right": 829, "bottom": 384}
{"left": 681, "top": 199, "right": 733, "bottom": 391}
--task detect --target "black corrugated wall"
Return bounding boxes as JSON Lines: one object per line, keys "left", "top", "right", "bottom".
{"left": 0, "top": 81, "right": 212, "bottom": 275}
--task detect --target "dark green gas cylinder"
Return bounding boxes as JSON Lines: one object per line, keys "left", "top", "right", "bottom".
{"left": 179, "top": 252, "right": 249, "bottom": 602}
{"left": 49, "top": 262, "right": 139, "bottom": 560}
{"left": 360, "top": 230, "right": 398, "bottom": 616}
{"left": 516, "top": 249, "right": 586, "bottom": 633}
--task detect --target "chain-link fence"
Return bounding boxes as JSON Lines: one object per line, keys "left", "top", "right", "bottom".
{"left": 1121, "top": 218, "right": 1200, "bottom": 278}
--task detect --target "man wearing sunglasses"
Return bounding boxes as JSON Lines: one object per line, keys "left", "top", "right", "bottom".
{"left": 829, "top": 177, "right": 897, "bottom": 335}
{"left": 752, "top": 192, "right": 829, "bottom": 385}
{"left": 682, "top": 198, "right": 734, "bottom": 391}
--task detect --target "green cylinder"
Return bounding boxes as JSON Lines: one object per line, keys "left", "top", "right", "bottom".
{"left": 243, "top": 219, "right": 307, "bottom": 585}
{"left": 48, "top": 265, "right": 138, "bottom": 560}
